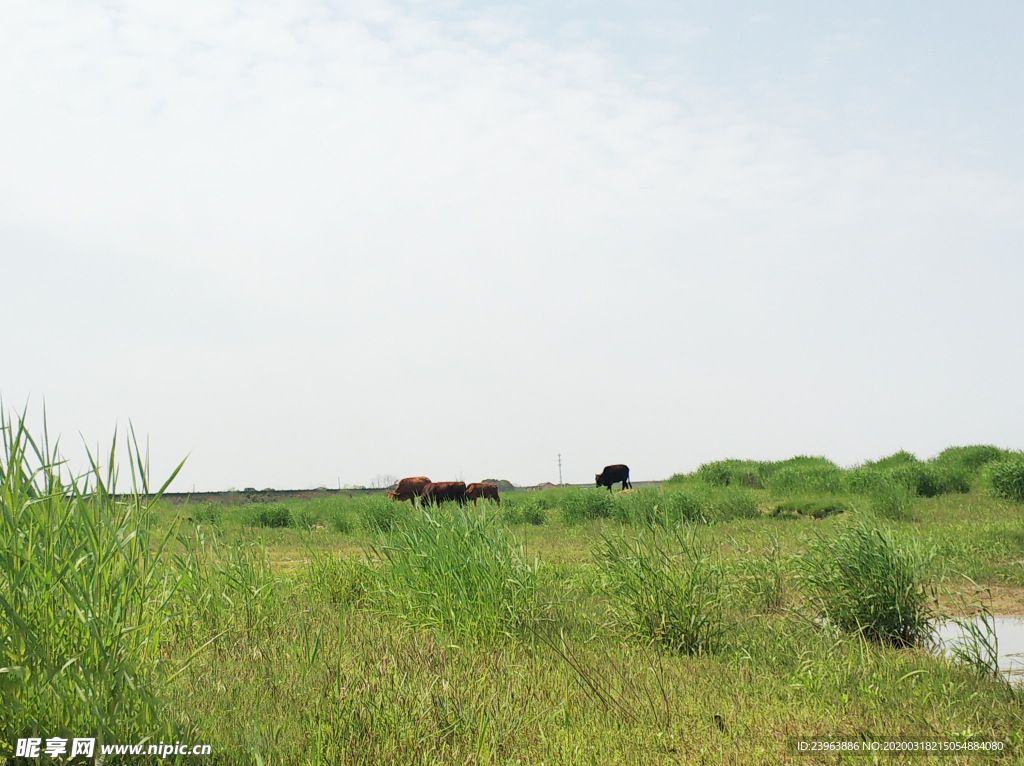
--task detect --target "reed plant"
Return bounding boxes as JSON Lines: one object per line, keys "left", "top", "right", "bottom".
{"left": 800, "top": 520, "right": 937, "bottom": 647}
{"left": 355, "top": 493, "right": 410, "bottom": 532}
{"left": 983, "top": 453, "right": 1024, "bottom": 502}
{"left": 933, "top": 445, "right": 1008, "bottom": 474}
{"left": 557, "top": 487, "right": 613, "bottom": 524}
{"left": 372, "top": 505, "right": 538, "bottom": 643}
{"left": 711, "top": 486, "right": 762, "bottom": 520}
{"left": 247, "top": 502, "right": 292, "bottom": 528}
{"left": 694, "top": 459, "right": 768, "bottom": 488}
{"left": 734, "top": 534, "right": 788, "bottom": 613}
{"left": 764, "top": 458, "right": 843, "bottom": 494}
{"left": 939, "top": 589, "right": 1001, "bottom": 679}
{"left": 498, "top": 494, "right": 547, "bottom": 525}
{"left": 170, "top": 527, "right": 281, "bottom": 653}
{"left": 596, "top": 526, "right": 724, "bottom": 655}
{"left": 303, "top": 550, "right": 377, "bottom": 608}
{"left": 0, "top": 411, "right": 185, "bottom": 747}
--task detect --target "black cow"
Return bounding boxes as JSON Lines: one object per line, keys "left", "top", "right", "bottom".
{"left": 595, "top": 464, "right": 631, "bottom": 491}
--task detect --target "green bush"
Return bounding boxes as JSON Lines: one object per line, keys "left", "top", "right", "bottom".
{"left": 932, "top": 445, "right": 1008, "bottom": 474}
{"left": 868, "top": 480, "right": 916, "bottom": 521}
{"left": 355, "top": 494, "right": 408, "bottom": 532}
{"left": 249, "top": 503, "right": 292, "bottom": 528}
{"left": 765, "top": 460, "right": 843, "bottom": 494}
{"left": 843, "top": 461, "right": 967, "bottom": 500}
{"left": 800, "top": 521, "right": 936, "bottom": 647}
{"left": 695, "top": 459, "right": 767, "bottom": 488}
{"left": 327, "top": 507, "right": 357, "bottom": 534}
{"left": 498, "top": 499, "right": 524, "bottom": 525}
{"left": 289, "top": 504, "right": 323, "bottom": 529}
{"left": 523, "top": 504, "right": 547, "bottom": 526}
{"left": 557, "top": 487, "right": 613, "bottom": 524}
{"left": 373, "top": 506, "right": 538, "bottom": 642}
{"left": 842, "top": 466, "right": 891, "bottom": 495}
{"left": 502, "top": 495, "right": 547, "bottom": 526}
{"left": 610, "top": 487, "right": 662, "bottom": 525}
{"left": 172, "top": 533, "right": 280, "bottom": 640}
{"left": 845, "top": 451, "right": 966, "bottom": 498}
{"left": 609, "top": 487, "right": 714, "bottom": 526}
{"left": 305, "top": 497, "right": 357, "bottom": 533}
{"left": 187, "top": 501, "right": 222, "bottom": 525}
{"left": 712, "top": 486, "right": 763, "bottom": 520}
{"left": 672, "top": 447, "right": 1008, "bottom": 505}
{"left": 983, "top": 454, "right": 1024, "bottom": 502}
{"left": 867, "top": 450, "right": 919, "bottom": 469}
{"left": 596, "top": 527, "right": 724, "bottom": 655}
{"left": 922, "top": 463, "right": 972, "bottom": 495}
{"left": 659, "top": 488, "right": 714, "bottom": 524}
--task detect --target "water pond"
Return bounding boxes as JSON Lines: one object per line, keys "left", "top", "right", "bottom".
{"left": 933, "top": 616, "right": 1024, "bottom": 685}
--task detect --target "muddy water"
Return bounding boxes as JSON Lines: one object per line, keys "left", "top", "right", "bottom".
{"left": 933, "top": 616, "right": 1024, "bottom": 684}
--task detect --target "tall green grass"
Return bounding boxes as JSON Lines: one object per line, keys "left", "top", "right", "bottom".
{"left": 498, "top": 494, "right": 547, "bottom": 525}
{"left": 355, "top": 493, "right": 411, "bottom": 532}
{"left": 983, "top": 453, "right": 1024, "bottom": 503}
{"left": 372, "top": 505, "right": 538, "bottom": 643}
{"left": 556, "top": 487, "right": 614, "bottom": 524}
{"left": 596, "top": 527, "right": 724, "bottom": 655}
{"left": 733, "top": 535, "right": 788, "bottom": 613}
{"left": 800, "top": 520, "right": 936, "bottom": 647}
{"left": 172, "top": 530, "right": 280, "bottom": 642}
{"left": 0, "top": 411, "right": 186, "bottom": 747}
{"left": 681, "top": 447, "right": 1008, "bottom": 503}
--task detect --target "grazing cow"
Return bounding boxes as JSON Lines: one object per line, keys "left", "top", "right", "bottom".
{"left": 387, "top": 476, "right": 432, "bottom": 502}
{"left": 420, "top": 481, "right": 467, "bottom": 505}
{"left": 465, "top": 482, "right": 501, "bottom": 505}
{"left": 595, "top": 464, "right": 632, "bottom": 491}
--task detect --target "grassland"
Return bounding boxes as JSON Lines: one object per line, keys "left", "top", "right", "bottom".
{"left": 4, "top": 418, "right": 1024, "bottom": 764}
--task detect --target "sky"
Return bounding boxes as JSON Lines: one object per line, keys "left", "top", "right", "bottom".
{"left": 2, "top": 1, "right": 1022, "bottom": 490}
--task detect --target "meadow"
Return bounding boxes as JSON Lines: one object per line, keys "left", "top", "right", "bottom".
{"left": 4, "top": 413, "right": 1024, "bottom": 764}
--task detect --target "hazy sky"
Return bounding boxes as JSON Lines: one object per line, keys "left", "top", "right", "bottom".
{"left": 3, "top": 1, "right": 1022, "bottom": 490}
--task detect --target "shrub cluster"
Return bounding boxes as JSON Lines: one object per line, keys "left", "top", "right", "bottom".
{"left": 983, "top": 453, "right": 1024, "bottom": 502}
{"left": 556, "top": 487, "right": 614, "bottom": 524}
{"left": 800, "top": 521, "right": 935, "bottom": 647}
{"left": 596, "top": 527, "right": 724, "bottom": 655}
{"left": 545, "top": 485, "right": 761, "bottom": 527}
{"left": 249, "top": 503, "right": 293, "bottom": 528}
{"left": 372, "top": 505, "right": 538, "bottom": 642}
{"left": 499, "top": 494, "right": 547, "bottom": 525}
{"left": 683, "top": 446, "right": 1010, "bottom": 502}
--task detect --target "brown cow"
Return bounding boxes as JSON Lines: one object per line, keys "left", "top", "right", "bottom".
{"left": 387, "top": 476, "right": 432, "bottom": 502}
{"left": 595, "top": 464, "right": 631, "bottom": 491}
{"left": 465, "top": 482, "right": 500, "bottom": 505}
{"left": 420, "top": 481, "right": 467, "bottom": 505}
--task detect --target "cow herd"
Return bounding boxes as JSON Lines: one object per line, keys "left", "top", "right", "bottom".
{"left": 386, "top": 477, "right": 500, "bottom": 505}
{"left": 385, "top": 464, "right": 631, "bottom": 505}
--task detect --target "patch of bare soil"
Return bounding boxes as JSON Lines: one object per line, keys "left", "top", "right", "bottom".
{"left": 937, "top": 585, "right": 1024, "bottom": 617}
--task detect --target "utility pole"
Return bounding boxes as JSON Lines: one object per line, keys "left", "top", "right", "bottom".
{"left": 558, "top": 454, "right": 563, "bottom": 485}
